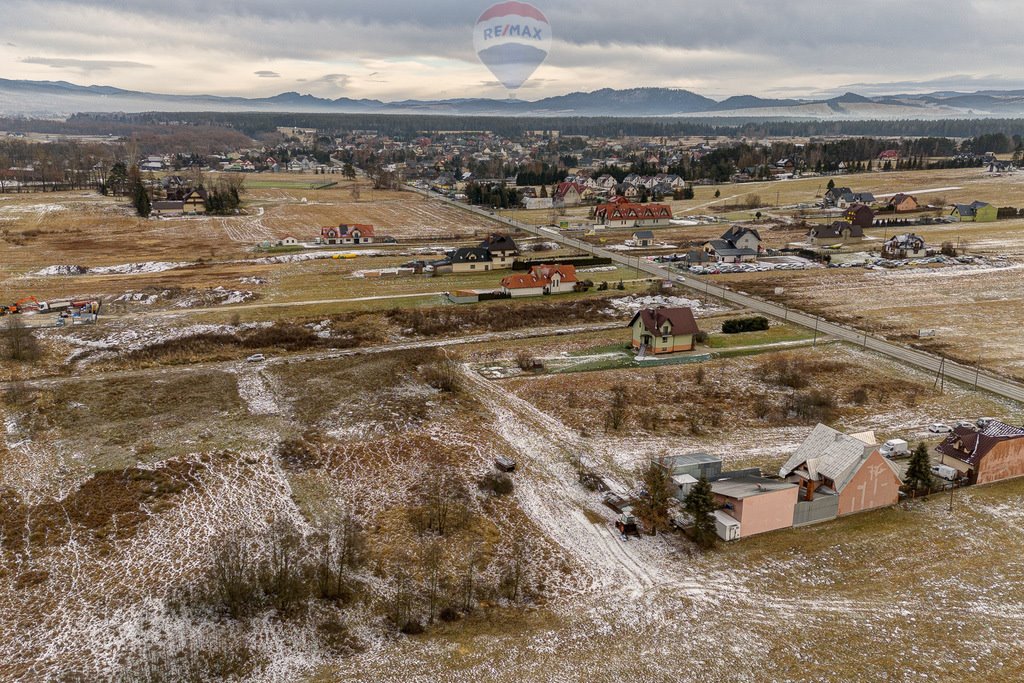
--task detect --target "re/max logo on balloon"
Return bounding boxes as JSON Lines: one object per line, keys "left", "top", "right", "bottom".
{"left": 481, "top": 24, "right": 544, "bottom": 41}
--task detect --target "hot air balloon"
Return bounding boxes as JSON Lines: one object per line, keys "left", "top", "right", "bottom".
{"left": 473, "top": 2, "right": 551, "bottom": 94}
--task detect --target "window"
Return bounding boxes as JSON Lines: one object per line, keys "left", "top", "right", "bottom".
{"left": 662, "top": 336, "right": 670, "bottom": 343}
{"left": 470, "top": 264, "right": 476, "bottom": 270}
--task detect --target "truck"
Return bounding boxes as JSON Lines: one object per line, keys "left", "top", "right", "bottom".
{"left": 880, "top": 439, "right": 910, "bottom": 458}
{"left": 931, "top": 464, "right": 958, "bottom": 481}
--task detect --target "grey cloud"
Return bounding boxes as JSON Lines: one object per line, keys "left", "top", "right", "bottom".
{"left": 4, "top": 1, "right": 1024, "bottom": 98}
{"left": 21, "top": 56, "right": 153, "bottom": 71}
{"left": 254, "top": 70, "right": 280, "bottom": 78}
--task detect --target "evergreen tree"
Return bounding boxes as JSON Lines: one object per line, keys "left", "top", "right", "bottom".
{"left": 826, "top": 178, "right": 836, "bottom": 190}
{"left": 904, "top": 442, "right": 933, "bottom": 494}
{"left": 683, "top": 476, "right": 717, "bottom": 549}
{"left": 133, "top": 181, "right": 151, "bottom": 217}
{"left": 634, "top": 459, "right": 672, "bottom": 536}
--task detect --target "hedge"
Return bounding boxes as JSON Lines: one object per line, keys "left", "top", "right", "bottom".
{"left": 722, "top": 316, "right": 770, "bottom": 334}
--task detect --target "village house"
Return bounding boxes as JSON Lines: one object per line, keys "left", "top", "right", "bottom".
{"left": 936, "top": 421, "right": 1024, "bottom": 485}
{"left": 658, "top": 453, "right": 723, "bottom": 501}
{"left": 878, "top": 149, "right": 900, "bottom": 163}
{"left": 552, "top": 181, "right": 585, "bottom": 207}
{"left": 319, "top": 224, "right": 374, "bottom": 245}
{"left": 630, "top": 230, "right": 655, "bottom": 247}
{"left": 807, "top": 221, "right": 864, "bottom": 246}
{"left": 883, "top": 233, "right": 927, "bottom": 259}
{"left": 887, "top": 193, "right": 920, "bottom": 213}
{"left": 710, "top": 471, "right": 799, "bottom": 540}
{"left": 594, "top": 198, "right": 673, "bottom": 228}
{"left": 951, "top": 201, "right": 997, "bottom": 223}
{"left": 718, "top": 226, "right": 763, "bottom": 254}
{"left": 478, "top": 233, "right": 519, "bottom": 269}
{"left": 823, "top": 186, "right": 853, "bottom": 206}
{"left": 702, "top": 227, "right": 761, "bottom": 263}
{"left": 275, "top": 236, "right": 299, "bottom": 247}
{"left": 836, "top": 191, "right": 876, "bottom": 208}
{"left": 448, "top": 247, "right": 494, "bottom": 273}
{"left": 628, "top": 306, "right": 700, "bottom": 355}
{"left": 500, "top": 264, "right": 578, "bottom": 297}
{"left": 844, "top": 203, "right": 876, "bottom": 229}
{"left": 780, "top": 424, "right": 902, "bottom": 525}
{"left": 151, "top": 201, "right": 185, "bottom": 218}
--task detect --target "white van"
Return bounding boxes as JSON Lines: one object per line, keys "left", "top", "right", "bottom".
{"left": 880, "top": 439, "right": 909, "bottom": 458}
{"left": 931, "top": 464, "right": 958, "bottom": 481}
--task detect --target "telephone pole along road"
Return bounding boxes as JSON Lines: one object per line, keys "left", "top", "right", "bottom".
{"left": 409, "top": 186, "right": 1024, "bottom": 405}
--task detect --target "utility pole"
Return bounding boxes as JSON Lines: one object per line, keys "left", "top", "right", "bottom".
{"left": 812, "top": 316, "right": 819, "bottom": 347}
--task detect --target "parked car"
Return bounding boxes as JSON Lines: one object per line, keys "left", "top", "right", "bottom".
{"left": 955, "top": 420, "right": 975, "bottom": 430}
{"left": 246, "top": 353, "right": 266, "bottom": 363}
{"left": 976, "top": 417, "right": 996, "bottom": 429}
{"left": 928, "top": 423, "right": 953, "bottom": 434}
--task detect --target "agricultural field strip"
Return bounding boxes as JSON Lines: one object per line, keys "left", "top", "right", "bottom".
{"left": 0, "top": 322, "right": 626, "bottom": 391}
{"left": 412, "top": 186, "right": 1024, "bottom": 404}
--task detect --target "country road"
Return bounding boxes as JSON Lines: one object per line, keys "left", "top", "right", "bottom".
{"left": 408, "top": 185, "right": 1024, "bottom": 404}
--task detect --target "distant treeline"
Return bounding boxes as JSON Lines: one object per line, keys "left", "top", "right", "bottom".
{"left": 39, "top": 112, "right": 1024, "bottom": 141}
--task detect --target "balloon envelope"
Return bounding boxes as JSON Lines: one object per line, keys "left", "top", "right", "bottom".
{"left": 473, "top": 2, "right": 551, "bottom": 91}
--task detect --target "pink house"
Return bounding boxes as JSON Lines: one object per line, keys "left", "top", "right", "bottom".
{"left": 710, "top": 473, "right": 798, "bottom": 539}
{"left": 780, "top": 424, "right": 902, "bottom": 523}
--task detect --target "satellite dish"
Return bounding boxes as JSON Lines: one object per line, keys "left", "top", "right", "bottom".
{"left": 473, "top": 2, "right": 551, "bottom": 93}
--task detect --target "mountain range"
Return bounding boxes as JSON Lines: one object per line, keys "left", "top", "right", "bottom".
{"left": 4, "top": 78, "right": 1024, "bottom": 119}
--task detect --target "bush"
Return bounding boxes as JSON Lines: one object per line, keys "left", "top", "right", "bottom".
{"left": 478, "top": 471, "right": 514, "bottom": 495}
{"left": 694, "top": 330, "right": 709, "bottom": 344}
{"left": 400, "top": 620, "right": 425, "bottom": 635}
{"left": 849, "top": 385, "right": 870, "bottom": 405}
{"left": 1, "top": 317, "right": 42, "bottom": 363}
{"left": 515, "top": 350, "right": 541, "bottom": 371}
{"left": 791, "top": 389, "right": 837, "bottom": 422}
{"left": 722, "top": 316, "right": 769, "bottom": 334}
{"left": 421, "top": 356, "right": 460, "bottom": 392}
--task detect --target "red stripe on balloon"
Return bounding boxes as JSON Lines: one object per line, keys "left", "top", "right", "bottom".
{"left": 477, "top": 1, "right": 548, "bottom": 24}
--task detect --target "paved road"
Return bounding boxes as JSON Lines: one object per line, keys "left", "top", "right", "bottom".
{"left": 409, "top": 185, "right": 1024, "bottom": 404}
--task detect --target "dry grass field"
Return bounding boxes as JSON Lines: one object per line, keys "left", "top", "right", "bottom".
{"left": 3, "top": 170, "right": 1024, "bottom": 682}
{"left": 4, "top": 330, "right": 1023, "bottom": 682}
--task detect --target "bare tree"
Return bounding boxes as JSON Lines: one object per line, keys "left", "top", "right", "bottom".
{"left": 2, "top": 316, "right": 42, "bottom": 363}
{"left": 605, "top": 383, "right": 629, "bottom": 432}
{"left": 261, "top": 518, "right": 307, "bottom": 616}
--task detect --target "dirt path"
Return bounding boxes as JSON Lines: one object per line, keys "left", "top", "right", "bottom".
{"left": 461, "top": 366, "right": 686, "bottom": 596}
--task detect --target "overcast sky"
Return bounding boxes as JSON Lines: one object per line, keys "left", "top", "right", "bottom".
{"left": 2, "top": 0, "right": 1023, "bottom": 101}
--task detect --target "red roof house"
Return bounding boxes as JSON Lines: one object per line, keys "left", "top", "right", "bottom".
{"left": 500, "top": 264, "right": 578, "bottom": 297}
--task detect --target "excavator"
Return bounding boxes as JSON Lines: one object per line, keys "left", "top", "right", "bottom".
{"left": 0, "top": 296, "right": 41, "bottom": 315}
{"left": 1, "top": 296, "right": 101, "bottom": 321}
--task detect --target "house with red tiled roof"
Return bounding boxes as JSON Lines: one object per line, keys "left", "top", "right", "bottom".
{"left": 553, "top": 182, "right": 585, "bottom": 207}
{"left": 936, "top": 421, "right": 1024, "bottom": 485}
{"left": 627, "top": 306, "right": 700, "bottom": 355}
{"left": 594, "top": 200, "right": 673, "bottom": 229}
{"left": 320, "top": 224, "right": 374, "bottom": 245}
{"left": 500, "top": 264, "right": 578, "bottom": 298}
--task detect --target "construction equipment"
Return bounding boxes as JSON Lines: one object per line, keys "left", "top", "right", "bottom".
{"left": 0, "top": 296, "right": 41, "bottom": 315}
{"left": 1, "top": 296, "right": 101, "bottom": 324}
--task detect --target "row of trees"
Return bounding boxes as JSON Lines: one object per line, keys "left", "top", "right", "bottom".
{"left": 464, "top": 181, "right": 521, "bottom": 209}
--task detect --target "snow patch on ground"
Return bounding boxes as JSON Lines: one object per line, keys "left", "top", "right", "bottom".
{"left": 31, "top": 261, "right": 190, "bottom": 277}
{"left": 606, "top": 294, "right": 726, "bottom": 317}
